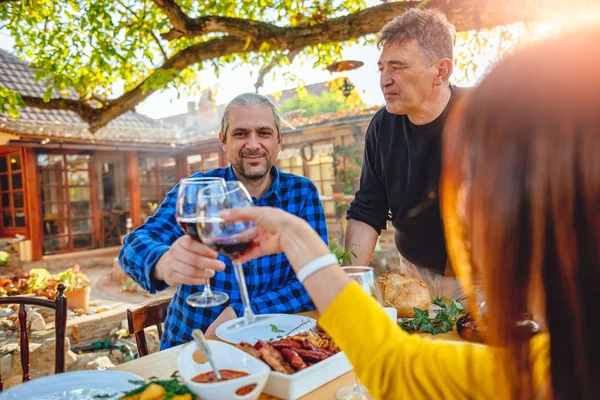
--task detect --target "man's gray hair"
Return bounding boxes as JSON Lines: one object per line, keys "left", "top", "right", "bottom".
{"left": 377, "top": 8, "right": 456, "bottom": 66}
{"left": 220, "top": 93, "right": 282, "bottom": 142}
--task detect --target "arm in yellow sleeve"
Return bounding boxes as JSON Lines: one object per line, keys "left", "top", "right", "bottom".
{"left": 318, "top": 282, "right": 550, "bottom": 400}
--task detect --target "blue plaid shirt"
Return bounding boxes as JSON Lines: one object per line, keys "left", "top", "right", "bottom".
{"left": 118, "top": 166, "right": 328, "bottom": 349}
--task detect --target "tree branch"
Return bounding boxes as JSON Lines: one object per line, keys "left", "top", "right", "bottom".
{"left": 15, "top": 0, "right": 544, "bottom": 132}
{"left": 19, "top": 95, "right": 101, "bottom": 124}
{"left": 161, "top": 15, "right": 285, "bottom": 41}
{"left": 91, "top": 94, "right": 110, "bottom": 106}
{"left": 150, "top": 31, "right": 169, "bottom": 61}
{"left": 159, "top": 0, "right": 542, "bottom": 41}
{"left": 152, "top": 0, "right": 193, "bottom": 39}
{"left": 254, "top": 50, "right": 299, "bottom": 93}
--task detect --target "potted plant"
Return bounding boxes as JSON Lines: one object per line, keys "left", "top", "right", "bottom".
{"left": 332, "top": 144, "right": 363, "bottom": 197}
{"left": 51, "top": 264, "right": 91, "bottom": 310}
{"left": 331, "top": 146, "right": 346, "bottom": 198}
{"left": 332, "top": 180, "right": 346, "bottom": 199}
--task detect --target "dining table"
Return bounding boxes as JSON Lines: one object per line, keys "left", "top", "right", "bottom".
{"left": 113, "top": 310, "right": 462, "bottom": 399}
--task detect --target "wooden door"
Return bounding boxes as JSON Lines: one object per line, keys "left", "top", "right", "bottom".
{"left": 37, "top": 153, "right": 97, "bottom": 254}
{"left": 0, "top": 148, "right": 27, "bottom": 237}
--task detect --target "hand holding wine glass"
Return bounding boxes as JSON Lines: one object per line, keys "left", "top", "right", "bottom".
{"left": 195, "top": 181, "right": 270, "bottom": 328}
{"left": 158, "top": 177, "right": 230, "bottom": 308}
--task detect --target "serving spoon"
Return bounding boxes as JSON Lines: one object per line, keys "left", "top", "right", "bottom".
{"left": 192, "top": 328, "right": 222, "bottom": 380}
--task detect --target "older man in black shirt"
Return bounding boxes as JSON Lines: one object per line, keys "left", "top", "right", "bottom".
{"left": 346, "top": 9, "right": 460, "bottom": 286}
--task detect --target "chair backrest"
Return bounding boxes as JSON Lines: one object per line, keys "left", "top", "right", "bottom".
{"left": 99, "top": 211, "right": 122, "bottom": 247}
{"left": 127, "top": 296, "right": 171, "bottom": 357}
{"left": 0, "top": 284, "right": 67, "bottom": 391}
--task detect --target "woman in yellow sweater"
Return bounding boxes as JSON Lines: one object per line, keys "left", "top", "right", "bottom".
{"left": 221, "top": 27, "right": 600, "bottom": 399}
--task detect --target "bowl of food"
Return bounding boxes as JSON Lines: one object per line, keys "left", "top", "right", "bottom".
{"left": 235, "top": 326, "right": 353, "bottom": 399}
{"left": 177, "top": 339, "right": 270, "bottom": 400}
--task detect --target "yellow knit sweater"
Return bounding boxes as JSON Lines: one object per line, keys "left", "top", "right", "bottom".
{"left": 319, "top": 282, "right": 550, "bottom": 400}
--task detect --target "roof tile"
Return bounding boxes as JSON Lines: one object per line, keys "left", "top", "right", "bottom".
{"left": 0, "top": 49, "right": 177, "bottom": 144}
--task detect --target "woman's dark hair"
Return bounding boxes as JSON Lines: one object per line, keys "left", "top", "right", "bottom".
{"left": 442, "top": 27, "right": 600, "bottom": 399}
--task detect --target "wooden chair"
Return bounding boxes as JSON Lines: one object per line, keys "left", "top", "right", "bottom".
{"left": 0, "top": 284, "right": 67, "bottom": 391}
{"left": 127, "top": 296, "right": 171, "bottom": 357}
{"left": 99, "top": 211, "right": 123, "bottom": 247}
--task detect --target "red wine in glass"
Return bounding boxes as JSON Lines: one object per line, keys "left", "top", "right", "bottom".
{"left": 195, "top": 181, "right": 269, "bottom": 328}
{"left": 177, "top": 217, "right": 203, "bottom": 243}
{"left": 176, "top": 177, "right": 229, "bottom": 308}
{"left": 194, "top": 217, "right": 252, "bottom": 257}
{"left": 207, "top": 238, "right": 251, "bottom": 258}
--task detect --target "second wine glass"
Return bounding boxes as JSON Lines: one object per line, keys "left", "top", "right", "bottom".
{"left": 195, "top": 180, "right": 270, "bottom": 328}
{"left": 336, "top": 266, "right": 383, "bottom": 400}
{"left": 176, "top": 177, "right": 228, "bottom": 308}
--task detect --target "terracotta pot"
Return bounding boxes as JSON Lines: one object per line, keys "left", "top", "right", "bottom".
{"left": 65, "top": 286, "right": 91, "bottom": 310}
{"left": 332, "top": 183, "right": 345, "bottom": 199}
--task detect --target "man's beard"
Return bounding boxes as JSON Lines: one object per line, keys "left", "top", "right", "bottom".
{"left": 232, "top": 150, "right": 272, "bottom": 181}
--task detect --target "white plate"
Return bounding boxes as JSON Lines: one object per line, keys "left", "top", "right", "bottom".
{"left": 215, "top": 314, "right": 316, "bottom": 344}
{"left": 0, "top": 370, "right": 143, "bottom": 400}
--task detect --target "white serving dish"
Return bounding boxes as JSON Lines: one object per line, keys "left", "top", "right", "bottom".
{"left": 178, "top": 340, "right": 270, "bottom": 400}
{"left": 262, "top": 351, "right": 353, "bottom": 400}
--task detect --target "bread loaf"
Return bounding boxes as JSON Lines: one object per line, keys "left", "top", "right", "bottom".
{"left": 377, "top": 272, "right": 431, "bottom": 318}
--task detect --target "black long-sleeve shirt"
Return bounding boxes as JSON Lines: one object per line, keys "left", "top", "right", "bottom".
{"left": 347, "top": 87, "right": 461, "bottom": 274}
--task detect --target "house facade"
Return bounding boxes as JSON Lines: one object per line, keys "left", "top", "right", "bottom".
{"left": 0, "top": 49, "right": 379, "bottom": 260}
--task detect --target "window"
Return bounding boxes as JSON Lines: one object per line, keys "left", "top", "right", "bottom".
{"left": 306, "top": 153, "right": 334, "bottom": 215}
{"left": 38, "top": 153, "right": 94, "bottom": 254}
{"left": 187, "top": 152, "right": 220, "bottom": 174}
{"left": 277, "top": 155, "right": 304, "bottom": 177}
{"left": 139, "top": 156, "right": 177, "bottom": 220}
{"left": 0, "top": 151, "right": 26, "bottom": 230}
{"left": 277, "top": 144, "right": 336, "bottom": 215}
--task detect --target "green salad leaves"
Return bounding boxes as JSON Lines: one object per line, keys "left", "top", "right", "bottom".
{"left": 399, "top": 297, "right": 466, "bottom": 335}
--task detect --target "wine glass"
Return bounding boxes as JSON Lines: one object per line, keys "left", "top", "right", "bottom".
{"left": 195, "top": 180, "right": 270, "bottom": 328}
{"left": 176, "top": 177, "right": 229, "bottom": 308}
{"left": 336, "top": 266, "right": 383, "bottom": 400}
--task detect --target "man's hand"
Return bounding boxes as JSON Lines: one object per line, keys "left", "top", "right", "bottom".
{"left": 205, "top": 306, "right": 237, "bottom": 337}
{"left": 153, "top": 235, "right": 226, "bottom": 286}
{"left": 221, "top": 207, "right": 331, "bottom": 273}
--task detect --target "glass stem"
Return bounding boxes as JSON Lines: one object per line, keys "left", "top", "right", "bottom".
{"left": 203, "top": 276, "right": 214, "bottom": 297}
{"left": 353, "top": 378, "right": 366, "bottom": 393}
{"left": 233, "top": 261, "right": 255, "bottom": 324}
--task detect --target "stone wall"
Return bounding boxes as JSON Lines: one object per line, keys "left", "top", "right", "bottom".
{"left": 21, "top": 256, "right": 115, "bottom": 274}
{"left": 0, "top": 336, "right": 125, "bottom": 390}
{"left": 0, "top": 302, "right": 162, "bottom": 390}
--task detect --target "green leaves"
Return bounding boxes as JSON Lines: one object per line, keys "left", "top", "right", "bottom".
{"left": 452, "top": 22, "right": 542, "bottom": 85}
{"left": 0, "top": 0, "right": 537, "bottom": 130}
{"left": 43, "top": 87, "right": 53, "bottom": 103}
{"left": 0, "top": 0, "right": 375, "bottom": 110}
{"left": 270, "top": 324, "right": 285, "bottom": 334}
{"left": 329, "top": 241, "right": 359, "bottom": 265}
{"left": 0, "top": 86, "right": 25, "bottom": 119}
{"left": 278, "top": 80, "right": 366, "bottom": 118}
{"left": 413, "top": 307, "right": 430, "bottom": 326}
{"left": 118, "top": 374, "right": 194, "bottom": 399}
{"left": 399, "top": 297, "right": 466, "bottom": 336}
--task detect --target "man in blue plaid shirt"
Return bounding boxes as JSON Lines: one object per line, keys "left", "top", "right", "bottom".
{"left": 119, "top": 93, "right": 328, "bottom": 349}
